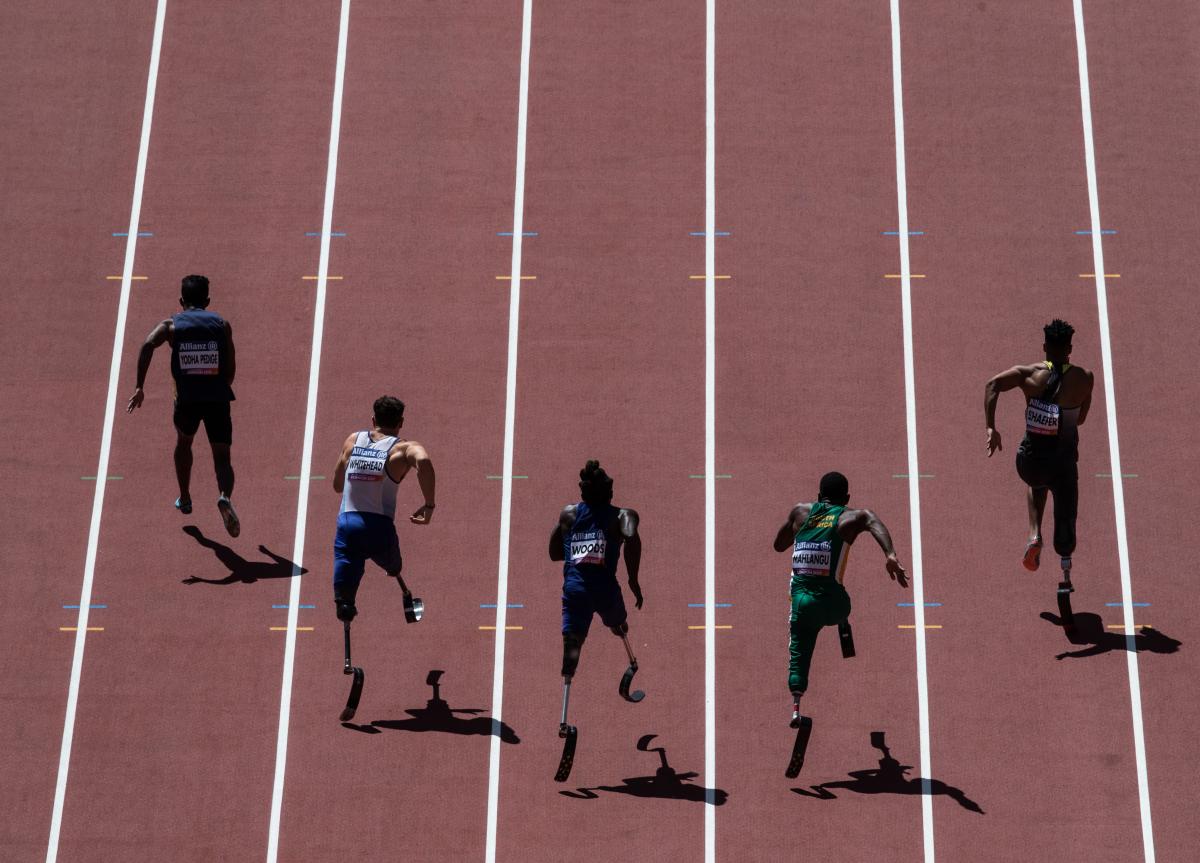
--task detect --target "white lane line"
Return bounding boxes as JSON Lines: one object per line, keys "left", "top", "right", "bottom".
{"left": 483, "top": 0, "right": 533, "bottom": 859}
{"left": 704, "top": 0, "right": 718, "bottom": 860}
{"left": 45, "top": 3, "right": 168, "bottom": 860}
{"left": 264, "top": 2, "right": 350, "bottom": 860}
{"left": 1071, "top": 3, "right": 1155, "bottom": 859}
{"left": 888, "top": 1, "right": 935, "bottom": 860}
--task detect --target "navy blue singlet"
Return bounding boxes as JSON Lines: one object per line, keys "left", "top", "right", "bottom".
{"left": 562, "top": 502, "right": 621, "bottom": 581}
{"left": 170, "top": 309, "right": 234, "bottom": 404}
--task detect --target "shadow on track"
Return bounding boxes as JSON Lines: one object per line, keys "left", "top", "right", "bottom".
{"left": 180, "top": 525, "right": 306, "bottom": 585}
{"left": 342, "top": 670, "right": 520, "bottom": 743}
{"left": 560, "top": 734, "right": 728, "bottom": 804}
{"left": 793, "top": 731, "right": 983, "bottom": 813}
{"left": 1040, "top": 611, "right": 1182, "bottom": 660}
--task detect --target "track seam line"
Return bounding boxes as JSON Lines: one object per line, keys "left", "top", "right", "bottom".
{"left": 484, "top": 1, "right": 533, "bottom": 860}
{"left": 888, "top": 1, "right": 936, "bottom": 859}
{"left": 264, "top": 2, "right": 350, "bottom": 860}
{"left": 704, "top": 0, "right": 718, "bottom": 860}
{"left": 1070, "top": 3, "right": 1155, "bottom": 859}
{"left": 45, "top": 3, "right": 168, "bottom": 860}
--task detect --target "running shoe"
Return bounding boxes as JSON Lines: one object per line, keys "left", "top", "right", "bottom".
{"left": 217, "top": 496, "right": 240, "bottom": 538}
{"left": 175, "top": 497, "right": 192, "bottom": 515}
{"left": 1022, "top": 538, "right": 1042, "bottom": 572}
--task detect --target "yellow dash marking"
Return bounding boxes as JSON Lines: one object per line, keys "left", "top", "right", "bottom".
{"left": 1107, "top": 624, "right": 1152, "bottom": 630}
{"left": 495, "top": 276, "right": 537, "bottom": 281}
{"left": 885, "top": 274, "right": 925, "bottom": 279}
{"left": 897, "top": 624, "right": 942, "bottom": 629}
{"left": 60, "top": 627, "right": 104, "bottom": 632}
{"left": 688, "top": 625, "right": 733, "bottom": 630}
{"left": 478, "top": 625, "right": 524, "bottom": 630}
{"left": 106, "top": 276, "right": 148, "bottom": 280}
{"left": 269, "top": 626, "right": 315, "bottom": 631}
{"left": 302, "top": 276, "right": 344, "bottom": 280}
{"left": 1079, "top": 274, "right": 1120, "bottom": 278}
{"left": 689, "top": 275, "right": 731, "bottom": 280}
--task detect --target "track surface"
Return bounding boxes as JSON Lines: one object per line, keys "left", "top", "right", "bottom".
{"left": 2, "top": 1, "right": 1197, "bottom": 861}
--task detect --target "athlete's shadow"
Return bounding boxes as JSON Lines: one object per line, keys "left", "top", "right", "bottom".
{"left": 180, "top": 526, "right": 306, "bottom": 585}
{"left": 794, "top": 731, "right": 983, "bottom": 813}
{"left": 560, "top": 734, "right": 728, "bottom": 804}
{"left": 343, "top": 670, "right": 520, "bottom": 743}
{"left": 1040, "top": 612, "right": 1182, "bottom": 660}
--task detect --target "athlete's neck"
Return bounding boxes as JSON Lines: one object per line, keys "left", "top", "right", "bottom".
{"left": 374, "top": 425, "right": 400, "bottom": 437}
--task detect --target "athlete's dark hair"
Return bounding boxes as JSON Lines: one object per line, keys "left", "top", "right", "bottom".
{"left": 579, "top": 459, "right": 613, "bottom": 505}
{"left": 373, "top": 395, "right": 405, "bottom": 428}
{"left": 818, "top": 471, "right": 849, "bottom": 503}
{"left": 180, "top": 274, "right": 210, "bottom": 307}
{"left": 1043, "top": 318, "right": 1074, "bottom": 347}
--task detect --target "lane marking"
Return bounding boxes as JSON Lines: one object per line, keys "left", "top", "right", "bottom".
{"left": 690, "top": 274, "right": 730, "bottom": 279}
{"left": 284, "top": 474, "right": 326, "bottom": 480}
{"left": 111, "top": 232, "right": 153, "bottom": 237}
{"left": 58, "top": 628, "right": 104, "bottom": 633}
{"left": 704, "top": 0, "right": 718, "bottom": 855}
{"left": 1107, "top": 624, "right": 1153, "bottom": 631}
{"left": 302, "top": 275, "right": 343, "bottom": 280}
{"left": 495, "top": 275, "right": 536, "bottom": 280}
{"left": 304, "top": 231, "right": 346, "bottom": 237}
{"left": 479, "top": 626, "right": 524, "bottom": 631}
{"left": 1079, "top": 273, "right": 1120, "bottom": 278}
{"left": 1076, "top": 229, "right": 1117, "bottom": 235}
{"left": 1107, "top": 602, "right": 1150, "bottom": 607}
{"left": 688, "top": 602, "right": 733, "bottom": 608}
{"left": 898, "top": 602, "right": 942, "bottom": 607}
{"left": 265, "top": 4, "right": 351, "bottom": 861}
{"left": 272, "top": 605, "right": 315, "bottom": 610}
{"left": 46, "top": 4, "right": 168, "bottom": 861}
{"left": 1073, "top": 4, "right": 1154, "bottom": 857}
{"left": 1096, "top": 472, "right": 1137, "bottom": 478}
{"left": 689, "top": 230, "right": 731, "bottom": 237}
{"left": 885, "top": 273, "right": 925, "bottom": 278}
{"left": 62, "top": 605, "right": 107, "bottom": 610}
{"left": 81, "top": 476, "right": 122, "bottom": 481}
{"left": 486, "top": 474, "right": 528, "bottom": 479}
{"left": 690, "top": 625, "right": 732, "bottom": 630}
{"left": 689, "top": 473, "right": 731, "bottom": 479}
{"left": 883, "top": 230, "right": 925, "bottom": 236}
{"left": 898, "top": 625, "right": 943, "bottom": 630}
{"left": 496, "top": 231, "right": 538, "bottom": 237}
{"left": 892, "top": 473, "right": 934, "bottom": 478}
{"left": 480, "top": 603, "right": 524, "bottom": 609}
{"left": 889, "top": 3, "right": 935, "bottom": 858}
{"left": 270, "top": 627, "right": 314, "bottom": 632}
{"left": 105, "top": 275, "right": 147, "bottom": 281}
{"left": 485, "top": 2, "right": 533, "bottom": 859}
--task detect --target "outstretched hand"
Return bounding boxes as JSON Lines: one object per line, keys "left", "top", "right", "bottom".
{"left": 410, "top": 504, "right": 434, "bottom": 524}
{"left": 886, "top": 555, "right": 909, "bottom": 588}
{"left": 126, "top": 388, "right": 144, "bottom": 413}
{"left": 630, "top": 583, "right": 644, "bottom": 610}
{"left": 985, "top": 427, "right": 1002, "bottom": 457}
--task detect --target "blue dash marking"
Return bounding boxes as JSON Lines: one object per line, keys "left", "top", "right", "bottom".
{"left": 689, "top": 231, "right": 731, "bottom": 237}
{"left": 112, "top": 232, "right": 153, "bottom": 237}
{"left": 480, "top": 603, "right": 525, "bottom": 608}
{"left": 1106, "top": 602, "right": 1150, "bottom": 607}
{"left": 496, "top": 231, "right": 538, "bottom": 237}
{"left": 63, "top": 604, "right": 107, "bottom": 609}
{"left": 688, "top": 602, "right": 733, "bottom": 607}
{"left": 1075, "top": 229, "right": 1118, "bottom": 235}
{"left": 897, "top": 602, "right": 942, "bottom": 607}
{"left": 272, "top": 604, "right": 316, "bottom": 609}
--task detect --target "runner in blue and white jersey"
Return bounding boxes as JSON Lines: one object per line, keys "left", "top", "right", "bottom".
{"left": 984, "top": 319, "right": 1095, "bottom": 587}
{"left": 127, "top": 275, "right": 240, "bottom": 536}
{"left": 548, "top": 460, "right": 643, "bottom": 683}
{"left": 330, "top": 395, "right": 436, "bottom": 622}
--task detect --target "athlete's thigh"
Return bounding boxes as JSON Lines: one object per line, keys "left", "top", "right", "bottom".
{"left": 561, "top": 579, "right": 594, "bottom": 636}
{"left": 367, "top": 521, "right": 402, "bottom": 574}
{"left": 592, "top": 578, "right": 627, "bottom": 630}
{"left": 173, "top": 401, "right": 203, "bottom": 437}
{"left": 200, "top": 401, "right": 233, "bottom": 446}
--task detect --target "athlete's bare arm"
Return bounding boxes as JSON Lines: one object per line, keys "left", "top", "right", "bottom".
{"left": 773, "top": 503, "right": 812, "bottom": 553}
{"left": 331, "top": 432, "right": 358, "bottom": 494}
{"left": 619, "top": 508, "right": 643, "bottom": 609}
{"left": 983, "top": 363, "right": 1041, "bottom": 456}
{"left": 125, "top": 319, "right": 172, "bottom": 413}
{"left": 548, "top": 504, "right": 577, "bottom": 561}
{"left": 839, "top": 509, "right": 909, "bottom": 587}
{"left": 223, "top": 320, "right": 236, "bottom": 385}
{"left": 1077, "top": 369, "right": 1095, "bottom": 425}
{"left": 387, "top": 441, "right": 436, "bottom": 524}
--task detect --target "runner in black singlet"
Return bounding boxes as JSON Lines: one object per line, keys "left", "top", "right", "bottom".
{"left": 984, "top": 319, "right": 1095, "bottom": 586}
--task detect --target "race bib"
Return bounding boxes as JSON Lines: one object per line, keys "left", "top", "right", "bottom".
{"left": 178, "top": 340, "right": 220, "bottom": 375}
{"left": 347, "top": 446, "right": 388, "bottom": 482}
{"left": 1026, "top": 399, "right": 1060, "bottom": 436}
{"left": 569, "top": 530, "right": 607, "bottom": 566}
{"left": 792, "top": 540, "right": 832, "bottom": 577}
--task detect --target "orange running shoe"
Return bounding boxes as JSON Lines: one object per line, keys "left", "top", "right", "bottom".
{"left": 1022, "top": 538, "right": 1042, "bottom": 571}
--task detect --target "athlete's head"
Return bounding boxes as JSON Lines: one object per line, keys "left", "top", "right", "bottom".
{"left": 579, "top": 459, "right": 613, "bottom": 505}
{"left": 373, "top": 395, "right": 405, "bottom": 430}
{"left": 818, "top": 471, "right": 849, "bottom": 505}
{"left": 1043, "top": 318, "right": 1074, "bottom": 362}
{"left": 180, "top": 274, "right": 210, "bottom": 309}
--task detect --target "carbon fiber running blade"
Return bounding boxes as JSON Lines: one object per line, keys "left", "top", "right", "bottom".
{"left": 554, "top": 726, "right": 578, "bottom": 782}
{"left": 786, "top": 716, "right": 813, "bottom": 779}
{"left": 339, "top": 667, "right": 364, "bottom": 722}
{"left": 619, "top": 664, "right": 645, "bottom": 702}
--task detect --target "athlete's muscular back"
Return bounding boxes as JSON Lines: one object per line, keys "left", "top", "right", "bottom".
{"left": 1010, "top": 363, "right": 1094, "bottom": 412}
{"left": 772, "top": 501, "right": 908, "bottom": 586}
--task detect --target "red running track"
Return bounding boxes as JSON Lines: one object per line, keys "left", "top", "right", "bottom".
{"left": 2, "top": 1, "right": 1198, "bottom": 861}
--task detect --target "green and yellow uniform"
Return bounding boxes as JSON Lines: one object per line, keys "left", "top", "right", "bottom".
{"left": 788, "top": 501, "right": 853, "bottom": 693}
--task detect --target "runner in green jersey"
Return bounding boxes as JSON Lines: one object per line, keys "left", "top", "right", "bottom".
{"left": 773, "top": 471, "right": 908, "bottom": 726}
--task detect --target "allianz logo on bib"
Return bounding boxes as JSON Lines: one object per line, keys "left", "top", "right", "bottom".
{"left": 347, "top": 450, "right": 386, "bottom": 481}
{"left": 793, "top": 540, "right": 832, "bottom": 575}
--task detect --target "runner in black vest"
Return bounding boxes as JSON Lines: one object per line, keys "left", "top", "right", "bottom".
{"left": 127, "top": 275, "right": 240, "bottom": 536}
{"left": 984, "top": 319, "right": 1095, "bottom": 587}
